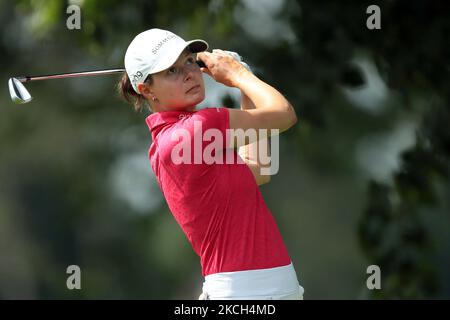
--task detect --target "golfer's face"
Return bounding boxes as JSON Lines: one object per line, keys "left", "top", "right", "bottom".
{"left": 152, "top": 50, "right": 205, "bottom": 111}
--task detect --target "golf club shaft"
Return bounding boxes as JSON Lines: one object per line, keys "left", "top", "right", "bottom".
{"left": 15, "top": 60, "right": 207, "bottom": 83}
{"left": 16, "top": 69, "right": 126, "bottom": 83}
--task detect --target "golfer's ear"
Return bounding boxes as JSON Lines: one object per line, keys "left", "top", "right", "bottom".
{"left": 137, "top": 83, "right": 151, "bottom": 96}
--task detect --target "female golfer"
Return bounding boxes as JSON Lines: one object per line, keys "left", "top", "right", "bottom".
{"left": 119, "top": 28, "right": 304, "bottom": 300}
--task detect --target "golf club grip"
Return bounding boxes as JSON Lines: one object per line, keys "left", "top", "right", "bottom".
{"left": 16, "top": 69, "right": 126, "bottom": 83}
{"left": 196, "top": 60, "right": 206, "bottom": 68}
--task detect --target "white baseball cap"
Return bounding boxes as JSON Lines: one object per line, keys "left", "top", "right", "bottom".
{"left": 124, "top": 28, "right": 209, "bottom": 94}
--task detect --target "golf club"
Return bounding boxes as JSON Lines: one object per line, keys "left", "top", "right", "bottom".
{"left": 8, "top": 60, "right": 207, "bottom": 104}
{"left": 8, "top": 68, "right": 125, "bottom": 104}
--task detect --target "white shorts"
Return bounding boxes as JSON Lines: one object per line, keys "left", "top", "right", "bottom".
{"left": 198, "top": 262, "right": 304, "bottom": 300}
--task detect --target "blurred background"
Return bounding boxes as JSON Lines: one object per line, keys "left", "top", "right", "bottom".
{"left": 0, "top": 0, "right": 449, "bottom": 299}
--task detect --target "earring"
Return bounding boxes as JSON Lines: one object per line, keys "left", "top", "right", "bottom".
{"left": 152, "top": 96, "right": 157, "bottom": 101}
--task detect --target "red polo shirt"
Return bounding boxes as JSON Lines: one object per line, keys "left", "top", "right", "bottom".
{"left": 145, "top": 107, "right": 291, "bottom": 276}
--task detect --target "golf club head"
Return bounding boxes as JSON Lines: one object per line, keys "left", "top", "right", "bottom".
{"left": 8, "top": 78, "right": 32, "bottom": 104}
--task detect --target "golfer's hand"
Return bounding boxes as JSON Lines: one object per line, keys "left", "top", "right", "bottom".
{"left": 197, "top": 49, "right": 251, "bottom": 88}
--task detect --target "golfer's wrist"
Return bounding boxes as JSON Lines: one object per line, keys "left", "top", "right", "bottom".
{"left": 233, "top": 70, "right": 258, "bottom": 90}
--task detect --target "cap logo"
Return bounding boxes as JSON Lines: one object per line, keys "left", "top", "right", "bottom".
{"left": 131, "top": 71, "right": 143, "bottom": 87}
{"left": 152, "top": 34, "right": 176, "bottom": 55}
{"left": 132, "top": 71, "right": 143, "bottom": 81}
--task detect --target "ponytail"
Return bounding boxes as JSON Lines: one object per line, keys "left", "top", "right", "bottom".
{"left": 117, "top": 72, "right": 153, "bottom": 113}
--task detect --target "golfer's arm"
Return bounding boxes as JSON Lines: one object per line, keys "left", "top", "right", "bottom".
{"left": 228, "top": 71, "right": 297, "bottom": 147}
{"left": 238, "top": 93, "right": 271, "bottom": 186}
